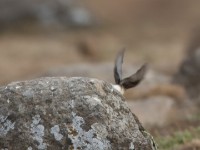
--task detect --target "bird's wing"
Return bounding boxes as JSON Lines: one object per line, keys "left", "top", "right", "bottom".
{"left": 114, "top": 49, "right": 125, "bottom": 84}
{"left": 120, "top": 64, "right": 147, "bottom": 89}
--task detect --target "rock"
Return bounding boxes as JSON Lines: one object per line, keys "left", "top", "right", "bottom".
{"left": 0, "top": 0, "right": 94, "bottom": 28}
{"left": 173, "top": 48, "right": 200, "bottom": 100}
{"left": 67, "top": 6, "right": 95, "bottom": 27}
{"left": 40, "top": 63, "right": 190, "bottom": 128}
{"left": 0, "top": 77, "right": 156, "bottom": 149}
{"left": 173, "top": 31, "right": 200, "bottom": 103}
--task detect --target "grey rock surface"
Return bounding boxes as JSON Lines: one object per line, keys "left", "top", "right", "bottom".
{"left": 0, "top": 77, "right": 156, "bottom": 149}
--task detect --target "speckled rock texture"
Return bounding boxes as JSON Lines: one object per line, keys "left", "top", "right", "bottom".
{"left": 0, "top": 77, "right": 155, "bottom": 150}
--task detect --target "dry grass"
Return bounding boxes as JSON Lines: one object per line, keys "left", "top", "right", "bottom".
{"left": 178, "top": 139, "right": 200, "bottom": 150}
{"left": 156, "top": 126, "right": 200, "bottom": 150}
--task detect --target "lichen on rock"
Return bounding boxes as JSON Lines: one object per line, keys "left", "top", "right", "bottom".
{"left": 0, "top": 77, "right": 155, "bottom": 149}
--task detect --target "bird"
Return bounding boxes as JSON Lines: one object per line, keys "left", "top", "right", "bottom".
{"left": 113, "top": 50, "right": 158, "bottom": 150}
{"left": 112, "top": 49, "right": 147, "bottom": 95}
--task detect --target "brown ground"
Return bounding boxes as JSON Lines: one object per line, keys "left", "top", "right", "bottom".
{"left": 2, "top": 0, "right": 200, "bottom": 85}
{"left": 0, "top": 28, "right": 185, "bottom": 85}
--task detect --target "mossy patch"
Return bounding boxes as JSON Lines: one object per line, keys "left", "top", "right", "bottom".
{"left": 156, "top": 126, "right": 200, "bottom": 150}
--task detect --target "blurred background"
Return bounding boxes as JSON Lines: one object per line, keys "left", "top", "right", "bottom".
{"left": 1, "top": 0, "right": 200, "bottom": 149}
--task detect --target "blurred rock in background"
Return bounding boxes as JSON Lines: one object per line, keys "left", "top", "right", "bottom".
{"left": 173, "top": 29, "right": 200, "bottom": 104}
{"left": 0, "top": 0, "right": 95, "bottom": 28}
